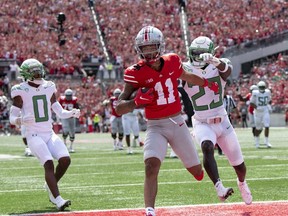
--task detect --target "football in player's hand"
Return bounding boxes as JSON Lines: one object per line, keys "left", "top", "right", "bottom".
{"left": 129, "top": 88, "right": 150, "bottom": 99}
{"left": 140, "top": 87, "right": 150, "bottom": 93}
{"left": 129, "top": 90, "right": 138, "bottom": 100}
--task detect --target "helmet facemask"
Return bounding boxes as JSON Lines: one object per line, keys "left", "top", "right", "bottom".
{"left": 65, "top": 89, "right": 73, "bottom": 101}
{"left": 20, "top": 59, "right": 45, "bottom": 83}
{"left": 137, "top": 44, "right": 162, "bottom": 63}
{"left": 188, "top": 36, "right": 215, "bottom": 68}
{"left": 257, "top": 81, "right": 266, "bottom": 93}
{"left": 135, "top": 26, "right": 165, "bottom": 64}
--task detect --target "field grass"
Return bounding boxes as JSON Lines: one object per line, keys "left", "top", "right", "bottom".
{"left": 0, "top": 127, "right": 287, "bottom": 215}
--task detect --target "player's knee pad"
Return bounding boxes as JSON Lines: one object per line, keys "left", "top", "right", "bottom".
{"left": 63, "top": 133, "right": 68, "bottom": 139}
{"left": 118, "top": 133, "right": 124, "bottom": 140}
{"left": 111, "top": 133, "right": 117, "bottom": 139}
{"left": 70, "top": 136, "right": 75, "bottom": 142}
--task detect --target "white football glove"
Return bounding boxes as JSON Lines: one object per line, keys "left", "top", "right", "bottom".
{"left": 15, "top": 115, "right": 35, "bottom": 126}
{"left": 199, "top": 53, "right": 221, "bottom": 67}
{"left": 71, "top": 109, "right": 80, "bottom": 118}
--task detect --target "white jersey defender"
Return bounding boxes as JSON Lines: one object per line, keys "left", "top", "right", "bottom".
{"left": 182, "top": 59, "right": 244, "bottom": 167}
{"left": 250, "top": 88, "right": 272, "bottom": 129}
{"left": 11, "top": 80, "right": 56, "bottom": 133}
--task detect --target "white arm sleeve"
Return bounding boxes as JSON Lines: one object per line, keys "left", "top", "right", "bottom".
{"left": 9, "top": 106, "right": 21, "bottom": 125}
{"left": 51, "top": 102, "right": 73, "bottom": 119}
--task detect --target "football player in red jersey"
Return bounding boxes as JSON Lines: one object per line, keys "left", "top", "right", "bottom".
{"left": 237, "top": 85, "right": 258, "bottom": 138}
{"left": 59, "top": 89, "right": 80, "bottom": 152}
{"left": 108, "top": 88, "right": 124, "bottom": 150}
{"left": 115, "top": 26, "right": 218, "bottom": 216}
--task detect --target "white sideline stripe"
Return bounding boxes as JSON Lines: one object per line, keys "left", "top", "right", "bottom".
{"left": 16, "top": 200, "right": 288, "bottom": 215}
{"left": 1, "top": 176, "right": 288, "bottom": 193}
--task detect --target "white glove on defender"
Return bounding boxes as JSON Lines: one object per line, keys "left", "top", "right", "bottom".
{"left": 199, "top": 53, "right": 221, "bottom": 67}
{"left": 71, "top": 109, "right": 80, "bottom": 118}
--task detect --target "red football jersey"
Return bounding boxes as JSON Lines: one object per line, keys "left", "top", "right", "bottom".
{"left": 124, "top": 53, "right": 183, "bottom": 119}
{"left": 59, "top": 96, "right": 78, "bottom": 111}
{"left": 110, "top": 96, "right": 121, "bottom": 117}
{"left": 245, "top": 93, "right": 255, "bottom": 114}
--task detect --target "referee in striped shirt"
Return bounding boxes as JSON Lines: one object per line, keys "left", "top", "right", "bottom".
{"left": 223, "top": 90, "right": 240, "bottom": 123}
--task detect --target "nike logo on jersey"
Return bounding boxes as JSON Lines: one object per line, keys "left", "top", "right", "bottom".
{"left": 179, "top": 122, "right": 184, "bottom": 127}
{"left": 169, "top": 71, "right": 174, "bottom": 75}
{"left": 226, "top": 125, "right": 231, "bottom": 129}
{"left": 140, "top": 96, "right": 150, "bottom": 101}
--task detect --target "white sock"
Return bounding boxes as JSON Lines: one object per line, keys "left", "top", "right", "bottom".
{"left": 55, "top": 195, "right": 64, "bottom": 203}
{"left": 264, "top": 137, "right": 269, "bottom": 145}
{"left": 255, "top": 136, "right": 260, "bottom": 146}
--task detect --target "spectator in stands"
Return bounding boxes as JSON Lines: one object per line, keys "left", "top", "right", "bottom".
{"left": 93, "top": 113, "right": 101, "bottom": 133}
{"left": 98, "top": 64, "right": 105, "bottom": 80}
{"left": 285, "top": 109, "right": 288, "bottom": 126}
{"left": 105, "top": 62, "right": 113, "bottom": 80}
{"left": 9, "top": 61, "right": 20, "bottom": 81}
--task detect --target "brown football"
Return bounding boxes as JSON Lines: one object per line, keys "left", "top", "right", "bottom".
{"left": 129, "top": 88, "right": 150, "bottom": 100}
{"left": 129, "top": 90, "right": 138, "bottom": 99}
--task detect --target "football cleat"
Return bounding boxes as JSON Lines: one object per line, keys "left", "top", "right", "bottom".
{"left": 118, "top": 141, "right": 124, "bottom": 150}
{"left": 54, "top": 195, "right": 71, "bottom": 211}
{"left": 237, "top": 179, "right": 252, "bottom": 205}
{"left": 215, "top": 180, "right": 234, "bottom": 201}
{"left": 69, "top": 147, "right": 75, "bottom": 153}
{"left": 24, "top": 147, "right": 33, "bottom": 157}
{"left": 145, "top": 207, "right": 156, "bottom": 216}
{"left": 127, "top": 147, "right": 133, "bottom": 154}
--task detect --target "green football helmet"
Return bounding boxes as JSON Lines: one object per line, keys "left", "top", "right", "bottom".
{"left": 188, "top": 36, "right": 215, "bottom": 68}
{"left": 20, "top": 58, "right": 45, "bottom": 81}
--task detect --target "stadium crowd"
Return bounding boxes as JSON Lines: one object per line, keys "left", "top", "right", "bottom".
{"left": 0, "top": 0, "right": 288, "bottom": 132}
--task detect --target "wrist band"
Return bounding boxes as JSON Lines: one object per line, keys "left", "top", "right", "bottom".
{"left": 219, "top": 62, "right": 229, "bottom": 73}
{"left": 202, "top": 78, "right": 208, "bottom": 87}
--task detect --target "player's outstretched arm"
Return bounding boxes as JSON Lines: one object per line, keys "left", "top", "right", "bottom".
{"left": 180, "top": 70, "right": 219, "bottom": 93}
{"left": 51, "top": 93, "right": 80, "bottom": 119}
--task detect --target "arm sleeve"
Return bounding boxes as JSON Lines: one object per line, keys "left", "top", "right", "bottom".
{"left": 9, "top": 106, "right": 21, "bottom": 125}
{"left": 51, "top": 101, "right": 73, "bottom": 119}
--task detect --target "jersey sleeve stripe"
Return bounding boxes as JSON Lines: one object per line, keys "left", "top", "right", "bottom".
{"left": 124, "top": 78, "right": 138, "bottom": 84}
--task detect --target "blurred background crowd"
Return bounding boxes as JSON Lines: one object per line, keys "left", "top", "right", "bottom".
{"left": 0, "top": 0, "right": 287, "bottom": 134}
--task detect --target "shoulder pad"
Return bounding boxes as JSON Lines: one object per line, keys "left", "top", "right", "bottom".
{"left": 11, "top": 84, "right": 23, "bottom": 92}
{"left": 182, "top": 62, "right": 193, "bottom": 73}
{"left": 44, "top": 81, "right": 55, "bottom": 88}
